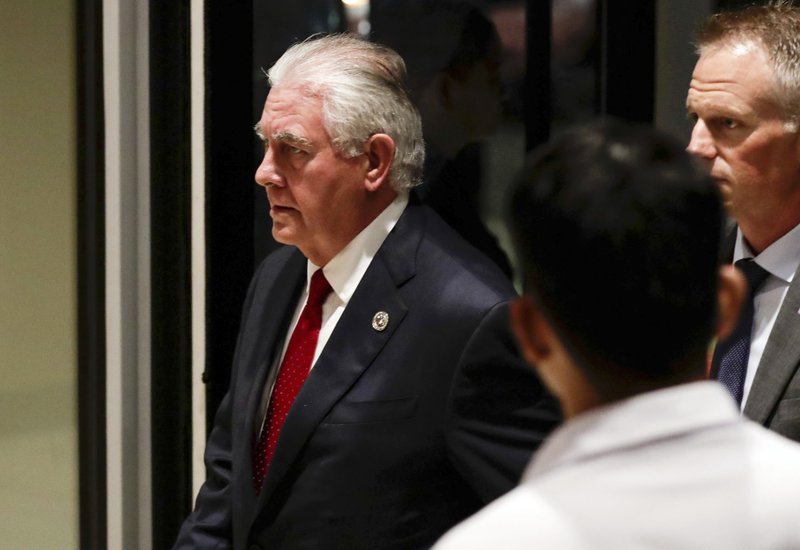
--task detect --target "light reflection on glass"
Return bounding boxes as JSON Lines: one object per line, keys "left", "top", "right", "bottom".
{"left": 342, "top": 0, "right": 370, "bottom": 36}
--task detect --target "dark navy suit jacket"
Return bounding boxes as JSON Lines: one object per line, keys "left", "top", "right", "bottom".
{"left": 174, "top": 199, "right": 560, "bottom": 549}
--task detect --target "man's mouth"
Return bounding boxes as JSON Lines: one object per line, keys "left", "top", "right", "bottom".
{"left": 270, "top": 204, "right": 295, "bottom": 215}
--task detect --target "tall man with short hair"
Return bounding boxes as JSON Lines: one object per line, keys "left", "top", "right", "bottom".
{"left": 174, "top": 34, "right": 558, "bottom": 549}
{"left": 435, "top": 119, "right": 800, "bottom": 549}
{"left": 686, "top": 1, "right": 800, "bottom": 440}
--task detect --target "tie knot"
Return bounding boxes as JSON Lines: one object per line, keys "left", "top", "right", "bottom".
{"left": 735, "top": 258, "right": 770, "bottom": 296}
{"left": 307, "top": 269, "right": 333, "bottom": 308}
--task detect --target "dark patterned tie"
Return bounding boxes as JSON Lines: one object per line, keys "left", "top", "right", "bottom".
{"left": 711, "top": 258, "right": 771, "bottom": 404}
{"left": 252, "top": 269, "right": 332, "bottom": 491}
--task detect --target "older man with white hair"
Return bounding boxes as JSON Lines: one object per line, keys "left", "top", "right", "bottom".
{"left": 173, "top": 33, "right": 558, "bottom": 550}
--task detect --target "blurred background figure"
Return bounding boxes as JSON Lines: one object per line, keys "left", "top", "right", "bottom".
{"left": 373, "top": 0, "right": 513, "bottom": 278}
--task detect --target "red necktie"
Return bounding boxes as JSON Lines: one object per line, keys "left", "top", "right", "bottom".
{"left": 252, "top": 269, "right": 333, "bottom": 491}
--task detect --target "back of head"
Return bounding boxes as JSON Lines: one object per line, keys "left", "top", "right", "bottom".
{"left": 510, "top": 119, "right": 723, "bottom": 396}
{"left": 267, "top": 33, "right": 425, "bottom": 191}
{"left": 694, "top": 0, "right": 800, "bottom": 129}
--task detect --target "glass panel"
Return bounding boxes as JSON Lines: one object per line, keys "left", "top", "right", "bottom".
{"left": 251, "top": 0, "right": 598, "bottom": 281}
{"left": 371, "top": 0, "right": 518, "bottom": 279}
{"left": 551, "top": 0, "right": 597, "bottom": 132}
{"left": 252, "top": 1, "right": 523, "bottom": 279}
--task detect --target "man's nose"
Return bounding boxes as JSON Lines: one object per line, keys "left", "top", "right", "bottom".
{"left": 255, "top": 148, "right": 284, "bottom": 188}
{"left": 686, "top": 120, "right": 716, "bottom": 160}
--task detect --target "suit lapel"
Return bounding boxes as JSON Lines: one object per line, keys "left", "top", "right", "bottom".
{"left": 744, "top": 262, "right": 800, "bottom": 423}
{"left": 254, "top": 200, "right": 423, "bottom": 508}
{"left": 237, "top": 250, "right": 306, "bottom": 495}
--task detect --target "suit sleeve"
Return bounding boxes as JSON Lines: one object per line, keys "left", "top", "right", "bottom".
{"left": 445, "top": 301, "right": 562, "bottom": 503}
{"left": 172, "top": 390, "right": 235, "bottom": 549}
{"left": 172, "top": 260, "right": 268, "bottom": 549}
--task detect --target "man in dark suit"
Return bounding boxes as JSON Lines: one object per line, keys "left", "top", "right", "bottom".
{"left": 173, "top": 34, "right": 559, "bottom": 549}
{"left": 686, "top": 2, "right": 800, "bottom": 442}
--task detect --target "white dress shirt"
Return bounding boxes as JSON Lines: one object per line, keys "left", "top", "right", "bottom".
{"left": 434, "top": 381, "right": 800, "bottom": 549}
{"left": 734, "top": 222, "right": 800, "bottom": 408}
{"left": 255, "top": 194, "right": 409, "bottom": 434}
{"left": 279, "top": 193, "right": 408, "bottom": 368}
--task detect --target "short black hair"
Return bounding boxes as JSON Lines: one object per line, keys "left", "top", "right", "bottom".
{"left": 510, "top": 119, "right": 723, "bottom": 396}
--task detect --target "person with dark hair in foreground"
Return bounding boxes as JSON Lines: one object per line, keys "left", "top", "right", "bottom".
{"left": 435, "top": 120, "right": 800, "bottom": 549}
{"left": 687, "top": 1, "right": 800, "bottom": 441}
{"left": 173, "top": 34, "right": 559, "bottom": 550}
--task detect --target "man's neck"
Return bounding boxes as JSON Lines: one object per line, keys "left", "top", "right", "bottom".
{"left": 740, "top": 206, "right": 800, "bottom": 255}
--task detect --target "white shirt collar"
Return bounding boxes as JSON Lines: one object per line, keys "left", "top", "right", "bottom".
{"left": 306, "top": 193, "right": 409, "bottom": 305}
{"left": 734, "top": 221, "right": 800, "bottom": 284}
{"left": 525, "top": 381, "right": 740, "bottom": 480}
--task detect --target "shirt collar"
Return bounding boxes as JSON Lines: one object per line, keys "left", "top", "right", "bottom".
{"left": 734, "top": 221, "right": 800, "bottom": 284}
{"left": 306, "top": 193, "right": 409, "bottom": 305}
{"left": 525, "top": 381, "right": 741, "bottom": 480}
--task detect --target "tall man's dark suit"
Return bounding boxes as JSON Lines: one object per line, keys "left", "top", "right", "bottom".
{"left": 174, "top": 199, "right": 560, "bottom": 549}
{"left": 722, "top": 228, "right": 800, "bottom": 442}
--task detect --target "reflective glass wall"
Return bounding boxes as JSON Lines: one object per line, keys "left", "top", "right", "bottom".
{"left": 250, "top": 0, "right": 599, "bottom": 285}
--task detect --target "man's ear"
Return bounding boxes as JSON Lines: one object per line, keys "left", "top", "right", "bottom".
{"left": 363, "top": 133, "right": 395, "bottom": 192}
{"left": 716, "top": 264, "right": 747, "bottom": 340}
{"left": 509, "top": 296, "right": 554, "bottom": 366}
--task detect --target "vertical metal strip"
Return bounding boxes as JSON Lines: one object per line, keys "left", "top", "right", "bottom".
{"left": 103, "top": 0, "right": 151, "bottom": 547}
{"left": 525, "top": 0, "right": 552, "bottom": 151}
{"left": 77, "top": 0, "right": 107, "bottom": 547}
{"left": 190, "top": 0, "right": 207, "bottom": 504}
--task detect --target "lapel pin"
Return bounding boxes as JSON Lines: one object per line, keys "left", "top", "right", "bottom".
{"left": 372, "top": 311, "right": 389, "bottom": 331}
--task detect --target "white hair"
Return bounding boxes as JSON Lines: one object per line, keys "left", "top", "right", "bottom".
{"left": 267, "top": 34, "right": 425, "bottom": 191}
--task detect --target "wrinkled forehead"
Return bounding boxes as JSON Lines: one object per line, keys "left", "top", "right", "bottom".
{"left": 258, "top": 85, "right": 328, "bottom": 137}
{"left": 692, "top": 40, "right": 778, "bottom": 95}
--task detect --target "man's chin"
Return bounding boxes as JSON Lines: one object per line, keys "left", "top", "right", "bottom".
{"left": 271, "top": 225, "right": 297, "bottom": 247}
{"left": 714, "top": 179, "right": 733, "bottom": 199}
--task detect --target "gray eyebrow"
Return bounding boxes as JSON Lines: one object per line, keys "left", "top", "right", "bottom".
{"left": 272, "top": 131, "right": 312, "bottom": 149}
{"left": 253, "top": 124, "right": 312, "bottom": 149}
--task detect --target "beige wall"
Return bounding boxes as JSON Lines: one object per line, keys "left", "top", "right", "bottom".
{"left": 0, "top": 0, "right": 79, "bottom": 547}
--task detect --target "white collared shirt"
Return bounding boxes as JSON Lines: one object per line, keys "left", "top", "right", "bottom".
{"left": 434, "top": 382, "right": 800, "bottom": 549}
{"left": 255, "top": 195, "right": 408, "bottom": 437}
{"left": 276, "top": 193, "right": 409, "bottom": 370}
{"left": 733, "top": 221, "right": 800, "bottom": 408}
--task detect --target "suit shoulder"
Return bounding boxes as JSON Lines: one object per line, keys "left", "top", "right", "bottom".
{"left": 256, "top": 245, "right": 298, "bottom": 271}
{"left": 417, "top": 205, "right": 516, "bottom": 301}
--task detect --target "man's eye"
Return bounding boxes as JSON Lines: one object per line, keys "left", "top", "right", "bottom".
{"left": 288, "top": 146, "right": 303, "bottom": 155}
{"left": 722, "top": 118, "right": 738, "bottom": 129}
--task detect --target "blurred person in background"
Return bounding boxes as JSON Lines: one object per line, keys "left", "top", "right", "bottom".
{"left": 373, "top": 0, "right": 513, "bottom": 278}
